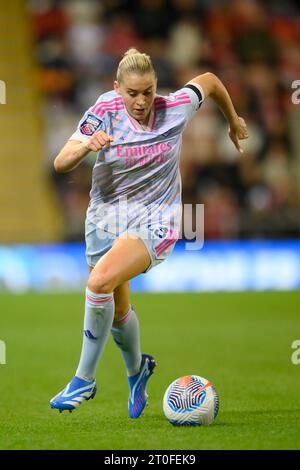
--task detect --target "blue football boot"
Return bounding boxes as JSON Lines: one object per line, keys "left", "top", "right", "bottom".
{"left": 50, "top": 376, "right": 97, "bottom": 413}
{"left": 128, "top": 354, "right": 156, "bottom": 419}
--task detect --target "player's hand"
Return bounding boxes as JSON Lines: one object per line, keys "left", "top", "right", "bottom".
{"left": 228, "top": 117, "right": 249, "bottom": 154}
{"left": 86, "top": 131, "right": 114, "bottom": 152}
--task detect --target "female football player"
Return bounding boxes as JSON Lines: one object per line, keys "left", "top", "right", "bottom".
{"left": 50, "top": 48, "right": 248, "bottom": 418}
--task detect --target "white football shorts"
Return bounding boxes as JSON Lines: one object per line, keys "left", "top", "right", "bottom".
{"left": 85, "top": 219, "right": 178, "bottom": 272}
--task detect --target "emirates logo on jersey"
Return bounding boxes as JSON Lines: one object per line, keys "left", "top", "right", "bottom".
{"left": 116, "top": 142, "right": 174, "bottom": 168}
{"left": 116, "top": 142, "right": 172, "bottom": 158}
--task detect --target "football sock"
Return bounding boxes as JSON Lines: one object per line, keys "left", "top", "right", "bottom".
{"left": 76, "top": 288, "right": 115, "bottom": 381}
{"left": 111, "top": 305, "right": 142, "bottom": 376}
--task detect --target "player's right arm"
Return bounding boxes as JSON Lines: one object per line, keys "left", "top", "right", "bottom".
{"left": 54, "top": 130, "right": 113, "bottom": 173}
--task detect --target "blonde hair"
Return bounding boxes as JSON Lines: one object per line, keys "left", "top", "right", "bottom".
{"left": 116, "top": 48, "right": 156, "bottom": 83}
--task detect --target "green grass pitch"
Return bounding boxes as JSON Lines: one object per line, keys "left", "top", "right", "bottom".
{"left": 0, "top": 291, "right": 300, "bottom": 450}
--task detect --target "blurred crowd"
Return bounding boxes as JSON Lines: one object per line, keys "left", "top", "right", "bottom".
{"left": 28, "top": 0, "right": 300, "bottom": 241}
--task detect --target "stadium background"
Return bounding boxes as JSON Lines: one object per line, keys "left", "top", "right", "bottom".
{"left": 2, "top": 0, "right": 300, "bottom": 290}
{"left": 0, "top": 0, "right": 300, "bottom": 451}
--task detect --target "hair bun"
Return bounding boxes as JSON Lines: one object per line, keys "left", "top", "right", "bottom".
{"left": 116, "top": 48, "right": 156, "bottom": 82}
{"left": 123, "top": 48, "right": 140, "bottom": 57}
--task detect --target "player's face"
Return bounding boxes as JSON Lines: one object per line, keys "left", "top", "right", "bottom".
{"left": 114, "top": 73, "right": 157, "bottom": 125}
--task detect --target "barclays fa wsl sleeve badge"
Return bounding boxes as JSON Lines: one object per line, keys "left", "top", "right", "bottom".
{"left": 80, "top": 113, "right": 103, "bottom": 135}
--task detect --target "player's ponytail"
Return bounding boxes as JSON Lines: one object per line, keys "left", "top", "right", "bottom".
{"left": 116, "top": 48, "right": 156, "bottom": 82}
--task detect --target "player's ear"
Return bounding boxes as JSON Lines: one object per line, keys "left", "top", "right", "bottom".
{"left": 114, "top": 80, "right": 120, "bottom": 94}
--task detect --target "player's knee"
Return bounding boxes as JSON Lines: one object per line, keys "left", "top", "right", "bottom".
{"left": 87, "top": 271, "right": 115, "bottom": 294}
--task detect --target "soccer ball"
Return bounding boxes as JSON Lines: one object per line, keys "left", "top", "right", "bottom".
{"left": 163, "top": 375, "right": 219, "bottom": 426}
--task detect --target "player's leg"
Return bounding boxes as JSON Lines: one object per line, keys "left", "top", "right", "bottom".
{"left": 75, "top": 234, "right": 150, "bottom": 380}
{"left": 112, "top": 281, "right": 142, "bottom": 376}
{"left": 114, "top": 280, "right": 130, "bottom": 321}
{"left": 87, "top": 234, "right": 156, "bottom": 418}
{"left": 49, "top": 262, "right": 107, "bottom": 411}
{"left": 50, "top": 234, "right": 153, "bottom": 414}
{"left": 112, "top": 280, "right": 156, "bottom": 419}
{"left": 50, "top": 234, "right": 149, "bottom": 411}
{"left": 87, "top": 232, "right": 151, "bottom": 294}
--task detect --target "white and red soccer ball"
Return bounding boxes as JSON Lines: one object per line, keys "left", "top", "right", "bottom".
{"left": 163, "top": 375, "right": 219, "bottom": 426}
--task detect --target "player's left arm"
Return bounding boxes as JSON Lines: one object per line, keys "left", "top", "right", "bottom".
{"left": 187, "top": 72, "right": 249, "bottom": 153}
